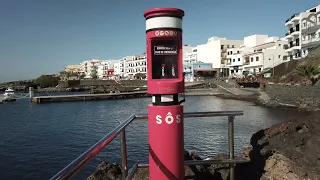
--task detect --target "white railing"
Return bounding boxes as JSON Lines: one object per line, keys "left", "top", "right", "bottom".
{"left": 301, "top": 21, "right": 320, "bottom": 30}
{"left": 302, "top": 36, "right": 320, "bottom": 44}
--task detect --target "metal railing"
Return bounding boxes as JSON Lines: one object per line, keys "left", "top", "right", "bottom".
{"left": 51, "top": 111, "right": 246, "bottom": 180}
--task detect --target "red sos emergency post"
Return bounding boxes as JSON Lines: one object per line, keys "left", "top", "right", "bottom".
{"left": 144, "top": 8, "right": 185, "bottom": 180}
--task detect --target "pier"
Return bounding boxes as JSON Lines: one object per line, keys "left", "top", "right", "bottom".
{"left": 31, "top": 91, "right": 149, "bottom": 104}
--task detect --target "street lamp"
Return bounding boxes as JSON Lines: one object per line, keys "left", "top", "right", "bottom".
{"left": 268, "top": 55, "right": 275, "bottom": 76}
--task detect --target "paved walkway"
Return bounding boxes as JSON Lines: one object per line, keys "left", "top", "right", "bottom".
{"left": 213, "top": 80, "right": 257, "bottom": 96}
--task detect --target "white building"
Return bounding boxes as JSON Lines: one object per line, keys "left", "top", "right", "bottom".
{"left": 284, "top": 4, "right": 320, "bottom": 60}
{"left": 182, "top": 45, "right": 195, "bottom": 63}
{"left": 80, "top": 59, "right": 102, "bottom": 79}
{"left": 183, "top": 47, "right": 197, "bottom": 63}
{"left": 227, "top": 34, "right": 288, "bottom": 76}
{"left": 113, "top": 45, "right": 194, "bottom": 79}
{"left": 195, "top": 37, "right": 243, "bottom": 76}
{"left": 132, "top": 54, "right": 147, "bottom": 79}
{"left": 97, "top": 60, "right": 114, "bottom": 79}
{"left": 113, "top": 60, "right": 121, "bottom": 77}
{"left": 65, "top": 65, "right": 81, "bottom": 73}
{"left": 113, "top": 55, "right": 146, "bottom": 79}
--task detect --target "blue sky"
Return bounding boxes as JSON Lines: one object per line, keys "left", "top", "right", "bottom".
{"left": 0, "top": 0, "right": 319, "bottom": 82}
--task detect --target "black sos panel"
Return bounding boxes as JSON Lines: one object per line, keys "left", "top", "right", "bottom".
{"left": 151, "top": 39, "right": 179, "bottom": 79}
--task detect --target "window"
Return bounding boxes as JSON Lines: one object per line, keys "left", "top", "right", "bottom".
{"left": 259, "top": 68, "right": 261, "bottom": 72}
{"left": 303, "top": 22, "right": 306, "bottom": 27}
{"left": 256, "top": 57, "right": 259, "bottom": 61}
{"left": 278, "top": 55, "right": 281, "bottom": 58}
{"left": 232, "top": 45, "right": 235, "bottom": 48}
{"left": 251, "top": 58, "right": 253, "bottom": 62}
{"left": 227, "top": 45, "right": 230, "bottom": 48}
{"left": 238, "top": 58, "right": 240, "bottom": 61}
{"left": 278, "top": 44, "right": 281, "bottom": 47}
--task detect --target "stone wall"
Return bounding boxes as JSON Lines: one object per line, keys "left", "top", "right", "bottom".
{"left": 80, "top": 80, "right": 118, "bottom": 86}
{"left": 265, "top": 84, "right": 320, "bottom": 110}
{"left": 117, "top": 80, "right": 147, "bottom": 87}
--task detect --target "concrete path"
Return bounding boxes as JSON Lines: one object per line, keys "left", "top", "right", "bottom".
{"left": 216, "top": 84, "right": 256, "bottom": 96}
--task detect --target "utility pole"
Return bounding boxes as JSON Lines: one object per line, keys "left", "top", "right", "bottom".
{"left": 269, "top": 55, "right": 275, "bottom": 76}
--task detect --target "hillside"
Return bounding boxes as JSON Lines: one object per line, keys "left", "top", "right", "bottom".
{"left": 266, "top": 45, "right": 320, "bottom": 83}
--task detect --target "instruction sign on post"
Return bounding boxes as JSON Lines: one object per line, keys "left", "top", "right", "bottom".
{"left": 151, "top": 39, "right": 179, "bottom": 79}
{"left": 153, "top": 45, "right": 177, "bottom": 55}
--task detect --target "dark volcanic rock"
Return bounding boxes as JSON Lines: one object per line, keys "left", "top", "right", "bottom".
{"left": 87, "top": 162, "right": 122, "bottom": 180}
{"left": 247, "top": 112, "right": 320, "bottom": 180}
{"left": 104, "top": 151, "right": 248, "bottom": 180}
{"left": 89, "top": 113, "right": 320, "bottom": 180}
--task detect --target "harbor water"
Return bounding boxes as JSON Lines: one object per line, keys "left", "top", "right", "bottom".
{"left": 0, "top": 96, "right": 303, "bottom": 180}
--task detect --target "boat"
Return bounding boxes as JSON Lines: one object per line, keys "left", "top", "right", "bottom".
{"left": 2, "top": 88, "right": 16, "bottom": 102}
{"left": 4, "top": 88, "right": 15, "bottom": 96}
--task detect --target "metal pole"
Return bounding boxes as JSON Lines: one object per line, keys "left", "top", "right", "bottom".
{"left": 228, "top": 116, "right": 235, "bottom": 180}
{"left": 120, "top": 129, "right": 128, "bottom": 180}
{"left": 272, "top": 55, "right": 275, "bottom": 77}
{"left": 29, "top": 87, "right": 34, "bottom": 100}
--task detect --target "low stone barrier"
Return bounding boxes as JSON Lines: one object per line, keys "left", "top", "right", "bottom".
{"left": 265, "top": 84, "right": 320, "bottom": 111}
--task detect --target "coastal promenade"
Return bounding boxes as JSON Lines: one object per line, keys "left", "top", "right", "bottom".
{"left": 31, "top": 91, "right": 149, "bottom": 103}
{"left": 31, "top": 89, "right": 221, "bottom": 103}
{"left": 30, "top": 81, "right": 214, "bottom": 103}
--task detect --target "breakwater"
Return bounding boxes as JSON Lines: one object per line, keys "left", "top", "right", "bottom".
{"left": 31, "top": 91, "right": 150, "bottom": 104}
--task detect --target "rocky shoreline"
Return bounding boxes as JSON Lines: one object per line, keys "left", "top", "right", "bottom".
{"left": 214, "top": 84, "right": 320, "bottom": 112}
{"left": 88, "top": 112, "right": 320, "bottom": 180}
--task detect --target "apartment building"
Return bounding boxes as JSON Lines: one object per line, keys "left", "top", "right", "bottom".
{"left": 285, "top": 4, "right": 320, "bottom": 60}
{"left": 227, "top": 34, "right": 288, "bottom": 77}
{"left": 113, "top": 45, "right": 194, "bottom": 79}
{"left": 65, "top": 65, "right": 81, "bottom": 73}
{"left": 195, "top": 37, "right": 243, "bottom": 76}
{"left": 113, "top": 60, "right": 122, "bottom": 78}
{"left": 96, "top": 60, "right": 115, "bottom": 79}
{"left": 80, "top": 59, "right": 102, "bottom": 79}
{"left": 183, "top": 47, "right": 198, "bottom": 63}
{"left": 132, "top": 53, "right": 147, "bottom": 78}
{"left": 182, "top": 45, "right": 195, "bottom": 63}
{"left": 113, "top": 55, "right": 145, "bottom": 79}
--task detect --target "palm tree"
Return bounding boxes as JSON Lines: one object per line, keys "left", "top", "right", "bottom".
{"left": 90, "top": 68, "right": 98, "bottom": 79}
{"left": 79, "top": 72, "right": 86, "bottom": 79}
{"left": 59, "top": 71, "right": 67, "bottom": 81}
{"left": 295, "top": 62, "right": 320, "bottom": 85}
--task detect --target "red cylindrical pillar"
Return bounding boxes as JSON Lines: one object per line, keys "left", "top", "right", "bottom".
{"left": 144, "top": 8, "right": 185, "bottom": 180}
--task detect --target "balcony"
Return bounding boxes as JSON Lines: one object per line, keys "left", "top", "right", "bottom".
{"left": 302, "top": 36, "right": 320, "bottom": 48}
{"left": 302, "top": 21, "right": 320, "bottom": 34}
{"left": 221, "top": 48, "right": 227, "bottom": 53}
{"left": 243, "top": 61, "right": 250, "bottom": 65}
